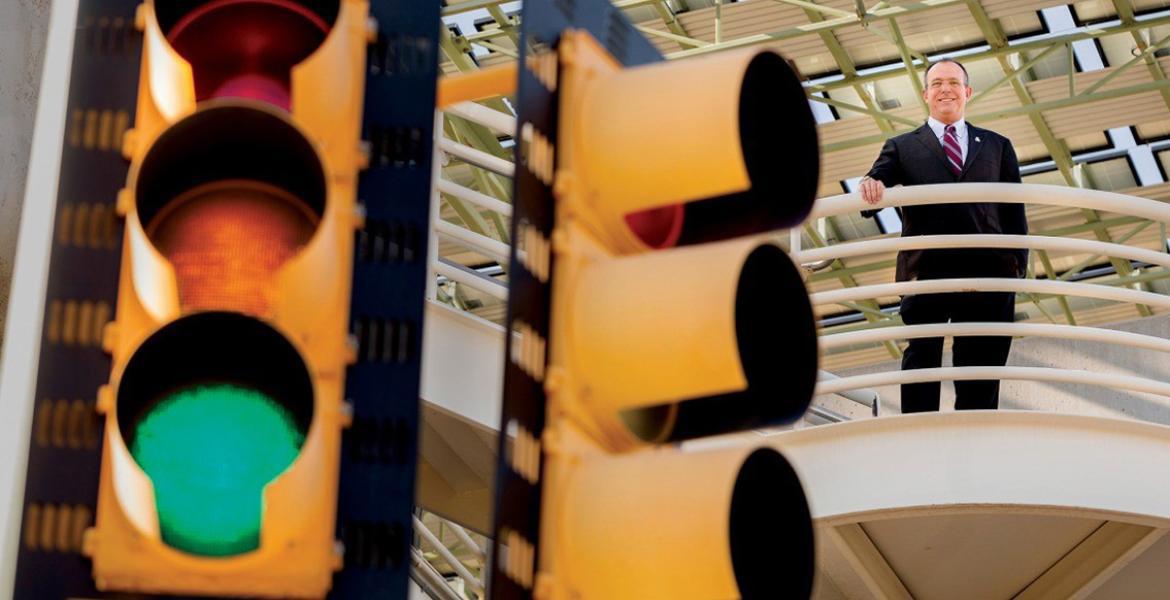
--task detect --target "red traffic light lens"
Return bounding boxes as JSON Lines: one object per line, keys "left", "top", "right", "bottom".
{"left": 624, "top": 204, "right": 684, "bottom": 249}
{"left": 166, "top": 0, "right": 332, "bottom": 110}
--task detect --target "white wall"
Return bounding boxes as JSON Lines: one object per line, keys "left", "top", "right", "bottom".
{"left": 0, "top": 0, "right": 51, "bottom": 344}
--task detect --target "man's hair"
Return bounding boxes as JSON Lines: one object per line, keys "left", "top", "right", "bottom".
{"left": 924, "top": 58, "right": 969, "bottom": 87}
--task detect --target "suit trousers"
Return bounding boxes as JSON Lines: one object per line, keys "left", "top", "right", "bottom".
{"left": 899, "top": 291, "right": 1016, "bottom": 413}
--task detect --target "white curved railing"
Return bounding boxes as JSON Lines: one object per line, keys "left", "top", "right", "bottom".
{"left": 801, "top": 183, "right": 1170, "bottom": 404}
{"left": 816, "top": 366, "right": 1170, "bottom": 399}
{"left": 822, "top": 322, "right": 1170, "bottom": 354}
{"left": 797, "top": 233, "right": 1170, "bottom": 269}
{"left": 807, "top": 183, "right": 1170, "bottom": 223}
{"left": 812, "top": 277, "right": 1170, "bottom": 310}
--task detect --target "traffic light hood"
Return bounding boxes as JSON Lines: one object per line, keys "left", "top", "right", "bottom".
{"left": 134, "top": 103, "right": 326, "bottom": 227}
{"left": 559, "top": 33, "right": 820, "bottom": 253}
{"left": 557, "top": 443, "right": 813, "bottom": 599}
{"left": 563, "top": 239, "right": 818, "bottom": 447}
{"left": 159, "top": 0, "right": 337, "bottom": 109}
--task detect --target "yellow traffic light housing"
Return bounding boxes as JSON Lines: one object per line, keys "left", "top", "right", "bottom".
{"left": 491, "top": 16, "right": 821, "bottom": 600}
{"left": 85, "top": 0, "right": 370, "bottom": 596}
{"left": 551, "top": 442, "right": 811, "bottom": 599}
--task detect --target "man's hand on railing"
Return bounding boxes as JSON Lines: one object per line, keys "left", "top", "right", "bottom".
{"left": 860, "top": 175, "right": 885, "bottom": 205}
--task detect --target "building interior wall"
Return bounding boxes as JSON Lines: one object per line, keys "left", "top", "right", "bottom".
{"left": 0, "top": 0, "right": 52, "bottom": 345}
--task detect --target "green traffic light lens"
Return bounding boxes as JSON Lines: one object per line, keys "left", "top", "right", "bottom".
{"left": 117, "top": 313, "right": 314, "bottom": 557}
{"left": 130, "top": 383, "right": 305, "bottom": 556}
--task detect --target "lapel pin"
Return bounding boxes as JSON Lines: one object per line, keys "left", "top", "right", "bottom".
{"left": 975, "top": 136, "right": 981, "bottom": 142}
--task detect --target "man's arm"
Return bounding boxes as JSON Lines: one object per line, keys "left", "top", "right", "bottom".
{"left": 998, "top": 137, "right": 1029, "bottom": 276}
{"left": 861, "top": 137, "right": 903, "bottom": 218}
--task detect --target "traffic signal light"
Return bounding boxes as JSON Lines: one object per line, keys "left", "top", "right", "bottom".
{"left": 490, "top": 5, "right": 821, "bottom": 599}
{"left": 85, "top": 0, "right": 371, "bottom": 596}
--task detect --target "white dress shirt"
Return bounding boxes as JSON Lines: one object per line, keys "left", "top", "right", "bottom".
{"left": 928, "top": 116, "right": 968, "bottom": 165}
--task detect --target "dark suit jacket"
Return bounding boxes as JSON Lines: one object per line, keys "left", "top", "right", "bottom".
{"left": 863, "top": 123, "right": 1026, "bottom": 282}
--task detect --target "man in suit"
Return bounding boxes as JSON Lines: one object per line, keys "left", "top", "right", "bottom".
{"left": 859, "top": 58, "right": 1026, "bottom": 413}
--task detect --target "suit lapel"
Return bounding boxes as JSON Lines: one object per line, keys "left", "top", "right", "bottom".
{"left": 961, "top": 124, "right": 987, "bottom": 178}
{"left": 912, "top": 124, "right": 955, "bottom": 178}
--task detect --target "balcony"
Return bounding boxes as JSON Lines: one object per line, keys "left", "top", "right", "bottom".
{"left": 420, "top": 140, "right": 1170, "bottom": 595}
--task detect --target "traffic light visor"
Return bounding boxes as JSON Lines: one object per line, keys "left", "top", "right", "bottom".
{"left": 560, "top": 446, "right": 813, "bottom": 599}
{"left": 568, "top": 240, "right": 818, "bottom": 446}
{"left": 116, "top": 312, "right": 314, "bottom": 556}
{"left": 569, "top": 41, "right": 819, "bottom": 252}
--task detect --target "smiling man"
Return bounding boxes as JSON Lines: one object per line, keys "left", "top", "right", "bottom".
{"left": 858, "top": 58, "right": 1027, "bottom": 414}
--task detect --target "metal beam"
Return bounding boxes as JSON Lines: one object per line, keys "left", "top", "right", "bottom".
{"left": 774, "top": 0, "right": 855, "bottom": 19}
{"left": 883, "top": 17, "right": 929, "bottom": 115}
{"left": 651, "top": 0, "right": 695, "bottom": 51}
{"left": 803, "top": 14, "right": 1170, "bottom": 94}
{"left": 715, "top": 0, "right": 723, "bottom": 44}
{"left": 1014, "top": 522, "right": 1165, "bottom": 600}
{"left": 825, "top": 524, "right": 913, "bottom": 600}
{"left": 1034, "top": 249, "right": 1078, "bottom": 325}
{"left": 967, "top": 44, "right": 1064, "bottom": 108}
{"left": 667, "top": 0, "right": 969, "bottom": 59}
{"left": 1056, "top": 220, "right": 1154, "bottom": 283}
{"left": 1081, "top": 31, "right": 1170, "bottom": 97}
{"left": 1114, "top": 0, "right": 1170, "bottom": 113}
{"left": 965, "top": 0, "right": 1076, "bottom": 184}
{"left": 633, "top": 24, "right": 709, "bottom": 48}
{"left": 486, "top": 5, "right": 519, "bottom": 45}
{"left": 1068, "top": 161, "right": 1153, "bottom": 317}
{"left": 799, "top": 1, "right": 900, "bottom": 134}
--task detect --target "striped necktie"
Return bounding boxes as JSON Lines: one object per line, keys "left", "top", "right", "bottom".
{"left": 943, "top": 124, "right": 963, "bottom": 177}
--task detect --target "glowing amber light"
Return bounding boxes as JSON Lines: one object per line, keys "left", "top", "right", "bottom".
{"left": 147, "top": 180, "right": 318, "bottom": 315}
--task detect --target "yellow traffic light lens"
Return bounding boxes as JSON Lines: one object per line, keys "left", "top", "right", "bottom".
{"left": 130, "top": 383, "right": 304, "bottom": 556}
{"left": 148, "top": 180, "right": 317, "bottom": 315}
{"left": 117, "top": 312, "right": 315, "bottom": 557}
{"left": 134, "top": 104, "right": 326, "bottom": 316}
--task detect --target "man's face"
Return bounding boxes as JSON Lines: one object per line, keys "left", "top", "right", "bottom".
{"left": 923, "top": 62, "right": 972, "bottom": 124}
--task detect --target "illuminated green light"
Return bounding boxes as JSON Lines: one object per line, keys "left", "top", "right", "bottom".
{"left": 129, "top": 383, "right": 304, "bottom": 557}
